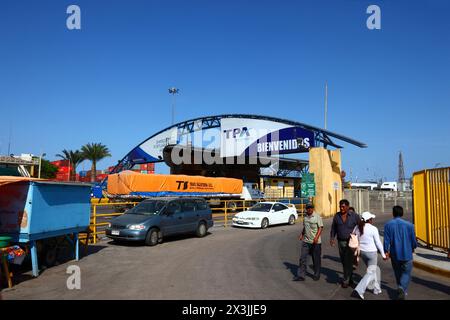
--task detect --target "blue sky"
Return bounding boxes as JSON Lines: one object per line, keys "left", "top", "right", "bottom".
{"left": 0, "top": 0, "right": 449, "bottom": 181}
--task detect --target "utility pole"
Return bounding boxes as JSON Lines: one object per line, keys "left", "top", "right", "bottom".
{"left": 168, "top": 87, "right": 179, "bottom": 125}
{"left": 324, "top": 82, "right": 328, "bottom": 130}
{"left": 398, "top": 151, "right": 406, "bottom": 191}
{"left": 7, "top": 124, "right": 12, "bottom": 155}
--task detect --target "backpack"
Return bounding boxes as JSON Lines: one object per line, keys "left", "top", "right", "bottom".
{"left": 349, "top": 227, "right": 360, "bottom": 262}
{"left": 349, "top": 233, "right": 359, "bottom": 250}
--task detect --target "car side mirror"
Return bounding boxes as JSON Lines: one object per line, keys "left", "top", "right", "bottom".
{"left": 270, "top": 210, "right": 275, "bottom": 213}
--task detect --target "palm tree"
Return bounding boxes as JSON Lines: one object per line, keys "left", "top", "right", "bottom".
{"left": 55, "top": 149, "right": 85, "bottom": 181}
{"left": 81, "top": 143, "right": 111, "bottom": 182}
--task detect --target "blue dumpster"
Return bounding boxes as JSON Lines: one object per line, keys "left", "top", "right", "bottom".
{"left": 0, "top": 177, "right": 91, "bottom": 277}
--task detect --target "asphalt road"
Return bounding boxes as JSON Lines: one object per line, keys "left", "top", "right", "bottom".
{"left": 2, "top": 211, "right": 449, "bottom": 300}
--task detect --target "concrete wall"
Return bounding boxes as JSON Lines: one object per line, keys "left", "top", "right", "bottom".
{"left": 309, "top": 147, "right": 342, "bottom": 217}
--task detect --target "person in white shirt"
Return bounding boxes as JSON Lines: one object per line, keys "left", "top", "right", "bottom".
{"left": 351, "top": 211, "right": 388, "bottom": 300}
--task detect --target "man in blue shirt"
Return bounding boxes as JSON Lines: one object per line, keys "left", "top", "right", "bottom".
{"left": 384, "top": 205, "right": 417, "bottom": 300}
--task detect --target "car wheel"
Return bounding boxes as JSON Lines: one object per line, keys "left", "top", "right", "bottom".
{"left": 157, "top": 230, "right": 163, "bottom": 243}
{"left": 261, "top": 218, "right": 269, "bottom": 229}
{"left": 227, "top": 201, "right": 237, "bottom": 212}
{"left": 145, "top": 228, "right": 159, "bottom": 246}
{"left": 196, "top": 222, "right": 207, "bottom": 237}
{"left": 288, "top": 214, "right": 296, "bottom": 225}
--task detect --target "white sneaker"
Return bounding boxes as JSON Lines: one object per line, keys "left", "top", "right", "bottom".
{"left": 352, "top": 290, "right": 364, "bottom": 300}
{"left": 373, "top": 289, "right": 382, "bottom": 295}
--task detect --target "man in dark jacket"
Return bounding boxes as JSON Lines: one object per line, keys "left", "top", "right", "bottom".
{"left": 330, "top": 199, "right": 360, "bottom": 288}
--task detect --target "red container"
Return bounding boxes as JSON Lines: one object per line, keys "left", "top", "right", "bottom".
{"left": 139, "top": 163, "right": 155, "bottom": 171}
{"left": 51, "top": 160, "right": 70, "bottom": 167}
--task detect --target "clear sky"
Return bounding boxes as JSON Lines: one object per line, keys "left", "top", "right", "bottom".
{"left": 1, "top": 0, "right": 449, "bottom": 181}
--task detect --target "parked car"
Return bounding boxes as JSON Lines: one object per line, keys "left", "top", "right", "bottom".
{"left": 232, "top": 202, "right": 298, "bottom": 229}
{"left": 105, "top": 197, "right": 213, "bottom": 246}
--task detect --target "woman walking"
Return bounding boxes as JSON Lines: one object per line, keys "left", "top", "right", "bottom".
{"left": 352, "top": 211, "right": 387, "bottom": 300}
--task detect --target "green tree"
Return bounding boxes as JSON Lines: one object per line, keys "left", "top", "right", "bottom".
{"left": 39, "top": 159, "right": 59, "bottom": 179}
{"left": 55, "top": 149, "right": 85, "bottom": 181}
{"left": 81, "top": 143, "right": 111, "bottom": 182}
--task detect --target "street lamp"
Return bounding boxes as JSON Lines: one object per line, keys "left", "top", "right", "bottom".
{"left": 38, "top": 152, "right": 46, "bottom": 179}
{"left": 168, "top": 87, "right": 179, "bottom": 125}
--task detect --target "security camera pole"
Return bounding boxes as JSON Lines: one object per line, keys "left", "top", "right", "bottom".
{"left": 168, "top": 87, "right": 180, "bottom": 125}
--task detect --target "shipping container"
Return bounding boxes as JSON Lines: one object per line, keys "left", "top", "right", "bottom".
{"left": 51, "top": 160, "right": 70, "bottom": 167}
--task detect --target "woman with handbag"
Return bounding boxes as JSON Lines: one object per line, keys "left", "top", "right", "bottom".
{"left": 351, "top": 211, "right": 387, "bottom": 300}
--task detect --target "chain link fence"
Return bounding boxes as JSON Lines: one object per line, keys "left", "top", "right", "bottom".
{"left": 344, "top": 189, "right": 412, "bottom": 215}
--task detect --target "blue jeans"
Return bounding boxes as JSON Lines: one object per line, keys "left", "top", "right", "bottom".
{"left": 391, "top": 258, "right": 413, "bottom": 293}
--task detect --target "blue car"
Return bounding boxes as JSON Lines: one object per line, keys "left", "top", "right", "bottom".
{"left": 105, "top": 197, "right": 213, "bottom": 246}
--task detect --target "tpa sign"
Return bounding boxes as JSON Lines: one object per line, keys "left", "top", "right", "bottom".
{"left": 220, "top": 118, "right": 315, "bottom": 158}
{"left": 223, "top": 127, "right": 250, "bottom": 139}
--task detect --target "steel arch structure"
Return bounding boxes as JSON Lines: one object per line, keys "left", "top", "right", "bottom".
{"left": 110, "top": 114, "right": 366, "bottom": 175}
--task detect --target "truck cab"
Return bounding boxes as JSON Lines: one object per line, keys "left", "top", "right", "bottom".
{"left": 380, "top": 182, "right": 397, "bottom": 191}
{"left": 241, "top": 183, "right": 264, "bottom": 200}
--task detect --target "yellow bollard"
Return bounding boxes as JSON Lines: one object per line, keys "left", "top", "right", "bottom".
{"left": 224, "top": 201, "right": 228, "bottom": 227}
{"left": 93, "top": 205, "right": 97, "bottom": 244}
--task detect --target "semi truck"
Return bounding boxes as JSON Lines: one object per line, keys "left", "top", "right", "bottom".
{"left": 104, "top": 171, "right": 264, "bottom": 204}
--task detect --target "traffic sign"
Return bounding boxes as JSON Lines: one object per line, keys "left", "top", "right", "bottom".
{"left": 301, "top": 182, "right": 316, "bottom": 197}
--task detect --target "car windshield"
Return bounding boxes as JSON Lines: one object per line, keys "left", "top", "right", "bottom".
{"left": 249, "top": 203, "right": 273, "bottom": 212}
{"left": 126, "top": 201, "right": 167, "bottom": 215}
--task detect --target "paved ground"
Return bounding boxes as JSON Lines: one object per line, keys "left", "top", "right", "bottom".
{"left": 2, "top": 211, "right": 449, "bottom": 300}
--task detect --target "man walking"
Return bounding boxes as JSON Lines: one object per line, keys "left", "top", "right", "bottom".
{"left": 384, "top": 205, "right": 417, "bottom": 300}
{"left": 294, "top": 203, "right": 323, "bottom": 281}
{"left": 330, "top": 199, "right": 360, "bottom": 288}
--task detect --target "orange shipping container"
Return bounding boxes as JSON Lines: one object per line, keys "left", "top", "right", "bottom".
{"left": 107, "top": 171, "right": 243, "bottom": 195}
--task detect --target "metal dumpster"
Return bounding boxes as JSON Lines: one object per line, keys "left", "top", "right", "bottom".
{"left": 0, "top": 177, "right": 91, "bottom": 277}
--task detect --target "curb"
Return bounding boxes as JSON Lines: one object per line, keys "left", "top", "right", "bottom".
{"left": 413, "top": 260, "right": 450, "bottom": 278}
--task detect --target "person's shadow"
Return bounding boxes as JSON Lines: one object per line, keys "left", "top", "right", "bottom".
{"left": 283, "top": 261, "right": 342, "bottom": 284}
{"left": 284, "top": 262, "right": 299, "bottom": 278}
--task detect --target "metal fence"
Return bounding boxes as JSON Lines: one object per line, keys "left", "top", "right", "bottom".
{"left": 343, "top": 189, "right": 412, "bottom": 215}
{"left": 85, "top": 198, "right": 306, "bottom": 244}
{"left": 413, "top": 167, "right": 450, "bottom": 251}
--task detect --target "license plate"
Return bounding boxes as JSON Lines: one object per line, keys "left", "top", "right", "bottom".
{"left": 111, "top": 230, "right": 120, "bottom": 236}
{"left": 237, "top": 220, "right": 244, "bottom": 224}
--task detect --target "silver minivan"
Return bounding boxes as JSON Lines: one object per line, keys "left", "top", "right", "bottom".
{"left": 105, "top": 197, "right": 213, "bottom": 246}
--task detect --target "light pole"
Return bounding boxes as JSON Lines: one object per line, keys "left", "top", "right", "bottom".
{"left": 38, "top": 152, "right": 46, "bottom": 179}
{"left": 168, "top": 87, "right": 179, "bottom": 125}
{"left": 324, "top": 82, "right": 328, "bottom": 130}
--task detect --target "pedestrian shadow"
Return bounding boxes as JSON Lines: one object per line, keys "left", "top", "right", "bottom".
{"left": 283, "top": 262, "right": 298, "bottom": 277}
{"left": 322, "top": 254, "right": 341, "bottom": 263}
{"left": 411, "top": 276, "right": 450, "bottom": 295}
{"left": 379, "top": 282, "right": 398, "bottom": 300}
{"left": 319, "top": 266, "right": 342, "bottom": 284}
{"left": 283, "top": 262, "right": 321, "bottom": 280}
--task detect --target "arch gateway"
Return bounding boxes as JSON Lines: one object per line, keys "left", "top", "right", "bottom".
{"left": 110, "top": 114, "right": 366, "bottom": 216}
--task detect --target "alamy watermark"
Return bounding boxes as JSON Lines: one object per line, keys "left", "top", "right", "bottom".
{"left": 367, "top": 5, "right": 381, "bottom": 30}
{"left": 166, "top": 127, "right": 312, "bottom": 168}
{"left": 66, "top": 5, "right": 81, "bottom": 30}
{"left": 66, "top": 265, "right": 81, "bottom": 290}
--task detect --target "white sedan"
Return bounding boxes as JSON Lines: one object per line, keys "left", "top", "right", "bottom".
{"left": 232, "top": 202, "right": 298, "bottom": 229}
